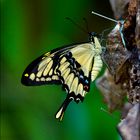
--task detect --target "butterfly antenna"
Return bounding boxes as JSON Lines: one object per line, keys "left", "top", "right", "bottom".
{"left": 66, "top": 17, "right": 88, "bottom": 34}
{"left": 83, "top": 18, "right": 90, "bottom": 33}
{"left": 91, "top": 11, "right": 118, "bottom": 23}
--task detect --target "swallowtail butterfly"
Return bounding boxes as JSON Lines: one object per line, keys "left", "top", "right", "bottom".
{"left": 21, "top": 33, "right": 103, "bottom": 121}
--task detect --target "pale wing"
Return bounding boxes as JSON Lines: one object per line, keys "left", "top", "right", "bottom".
{"left": 57, "top": 43, "right": 96, "bottom": 99}
{"left": 21, "top": 44, "right": 76, "bottom": 86}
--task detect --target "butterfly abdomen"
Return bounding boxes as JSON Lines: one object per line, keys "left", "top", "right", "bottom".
{"left": 91, "top": 55, "right": 103, "bottom": 81}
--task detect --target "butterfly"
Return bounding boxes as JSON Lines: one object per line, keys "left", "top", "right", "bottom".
{"left": 21, "top": 33, "right": 103, "bottom": 121}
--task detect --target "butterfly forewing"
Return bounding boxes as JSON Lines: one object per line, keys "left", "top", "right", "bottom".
{"left": 21, "top": 43, "right": 85, "bottom": 85}
{"left": 22, "top": 43, "right": 95, "bottom": 92}
{"left": 21, "top": 45, "right": 72, "bottom": 86}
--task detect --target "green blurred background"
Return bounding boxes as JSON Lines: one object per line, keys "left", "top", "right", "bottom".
{"left": 1, "top": 0, "right": 121, "bottom": 140}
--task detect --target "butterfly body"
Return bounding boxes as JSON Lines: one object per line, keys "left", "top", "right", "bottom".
{"left": 21, "top": 35, "right": 103, "bottom": 121}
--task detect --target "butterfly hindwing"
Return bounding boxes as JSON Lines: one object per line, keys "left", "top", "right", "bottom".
{"left": 57, "top": 43, "right": 98, "bottom": 99}
{"left": 55, "top": 43, "right": 100, "bottom": 120}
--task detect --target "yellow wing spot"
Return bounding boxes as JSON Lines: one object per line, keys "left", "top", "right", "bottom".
{"left": 52, "top": 75, "right": 58, "bottom": 80}
{"left": 60, "top": 57, "right": 67, "bottom": 64}
{"left": 44, "top": 52, "right": 50, "bottom": 56}
{"left": 24, "top": 73, "right": 29, "bottom": 77}
{"left": 41, "top": 77, "right": 45, "bottom": 81}
{"left": 36, "top": 78, "right": 40, "bottom": 82}
{"left": 42, "top": 56, "right": 46, "bottom": 60}
{"left": 29, "top": 73, "right": 35, "bottom": 81}
{"left": 60, "top": 112, "right": 64, "bottom": 121}
{"left": 55, "top": 107, "right": 64, "bottom": 121}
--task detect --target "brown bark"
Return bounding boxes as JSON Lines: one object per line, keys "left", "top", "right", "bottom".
{"left": 96, "top": 0, "right": 140, "bottom": 139}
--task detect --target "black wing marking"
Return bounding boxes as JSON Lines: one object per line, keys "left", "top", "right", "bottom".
{"left": 21, "top": 42, "right": 97, "bottom": 121}
{"left": 54, "top": 43, "right": 96, "bottom": 121}
{"left": 22, "top": 50, "right": 73, "bottom": 86}
{"left": 21, "top": 42, "right": 88, "bottom": 86}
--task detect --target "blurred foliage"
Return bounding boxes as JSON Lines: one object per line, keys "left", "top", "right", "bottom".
{"left": 1, "top": 0, "right": 120, "bottom": 140}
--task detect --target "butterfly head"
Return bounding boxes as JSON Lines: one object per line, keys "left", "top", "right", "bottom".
{"left": 88, "top": 32, "right": 101, "bottom": 42}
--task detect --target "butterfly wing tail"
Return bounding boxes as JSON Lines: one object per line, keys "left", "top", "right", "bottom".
{"left": 55, "top": 95, "right": 73, "bottom": 121}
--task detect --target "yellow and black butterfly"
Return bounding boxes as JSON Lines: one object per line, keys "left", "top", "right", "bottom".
{"left": 21, "top": 33, "right": 103, "bottom": 121}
